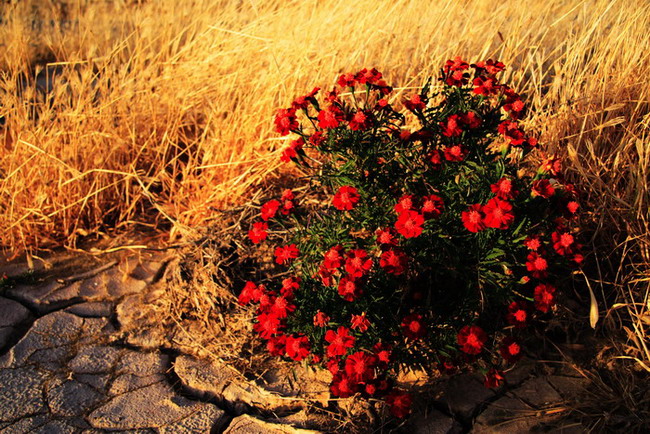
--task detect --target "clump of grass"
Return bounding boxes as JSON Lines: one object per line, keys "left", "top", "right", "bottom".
{"left": 1, "top": 0, "right": 649, "bottom": 415}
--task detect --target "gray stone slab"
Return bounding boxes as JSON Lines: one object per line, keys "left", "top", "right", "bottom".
{"left": 65, "top": 301, "right": 114, "bottom": 318}
{"left": 75, "top": 373, "right": 112, "bottom": 392}
{"left": 37, "top": 420, "right": 78, "bottom": 433}
{"left": 109, "top": 373, "right": 167, "bottom": 396}
{"left": 68, "top": 345, "right": 123, "bottom": 374}
{"left": 510, "top": 377, "right": 562, "bottom": 407}
{"left": 0, "top": 366, "right": 49, "bottom": 422}
{"left": 436, "top": 373, "right": 496, "bottom": 420}
{"left": 116, "top": 350, "right": 170, "bottom": 377}
{"left": 0, "top": 296, "right": 31, "bottom": 327}
{"left": 0, "top": 414, "right": 49, "bottom": 433}
{"left": 88, "top": 381, "right": 221, "bottom": 430}
{"left": 0, "top": 311, "right": 83, "bottom": 368}
{"left": 158, "top": 404, "right": 228, "bottom": 433}
{"left": 78, "top": 317, "right": 117, "bottom": 345}
{"left": 174, "top": 355, "right": 302, "bottom": 413}
{"left": 28, "top": 345, "right": 76, "bottom": 371}
{"left": 409, "top": 408, "right": 459, "bottom": 434}
{"left": 546, "top": 375, "right": 589, "bottom": 399}
{"left": 0, "top": 327, "right": 16, "bottom": 349}
{"left": 224, "top": 415, "right": 319, "bottom": 433}
{"left": 47, "top": 378, "right": 105, "bottom": 416}
{"left": 7, "top": 280, "right": 64, "bottom": 309}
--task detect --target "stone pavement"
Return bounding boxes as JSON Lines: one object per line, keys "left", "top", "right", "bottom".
{"left": 0, "top": 251, "right": 589, "bottom": 433}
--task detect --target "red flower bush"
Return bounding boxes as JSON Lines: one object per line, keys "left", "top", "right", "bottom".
{"left": 241, "top": 59, "right": 583, "bottom": 419}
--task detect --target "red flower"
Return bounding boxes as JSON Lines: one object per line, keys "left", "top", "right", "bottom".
{"left": 446, "top": 69, "right": 468, "bottom": 87}
{"left": 376, "top": 227, "right": 398, "bottom": 247}
{"left": 428, "top": 149, "right": 443, "bottom": 169}
{"left": 498, "top": 120, "right": 526, "bottom": 146}
{"left": 291, "top": 87, "right": 320, "bottom": 110}
{"left": 254, "top": 312, "right": 284, "bottom": 339}
{"left": 490, "top": 178, "right": 517, "bottom": 200}
{"left": 355, "top": 68, "right": 383, "bottom": 85}
{"left": 552, "top": 231, "right": 576, "bottom": 256}
{"left": 506, "top": 301, "right": 530, "bottom": 328}
{"left": 443, "top": 144, "right": 468, "bottom": 162}
{"left": 373, "top": 342, "right": 392, "bottom": 365}
{"left": 473, "top": 76, "right": 499, "bottom": 95}
{"left": 540, "top": 155, "right": 562, "bottom": 176}
{"left": 309, "top": 131, "right": 326, "bottom": 147}
{"left": 280, "top": 138, "right": 303, "bottom": 163}
{"left": 534, "top": 283, "right": 556, "bottom": 313}
{"left": 274, "top": 108, "right": 298, "bottom": 136}
{"left": 472, "top": 59, "right": 505, "bottom": 75}
{"left": 266, "top": 334, "right": 286, "bottom": 356}
{"left": 401, "top": 313, "right": 426, "bottom": 340}
{"left": 484, "top": 368, "right": 505, "bottom": 388}
{"left": 499, "top": 336, "right": 523, "bottom": 363}
{"left": 261, "top": 199, "right": 280, "bottom": 221}
{"left": 443, "top": 58, "right": 470, "bottom": 86}
{"left": 269, "top": 296, "right": 295, "bottom": 319}
{"left": 573, "top": 253, "right": 584, "bottom": 265}
{"left": 504, "top": 99, "right": 525, "bottom": 119}
{"left": 317, "top": 105, "right": 344, "bottom": 129}
{"left": 461, "top": 204, "right": 485, "bottom": 233}
{"left": 330, "top": 373, "right": 358, "bottom": 398}
{"left": 379, "top": 249, "right": 408, "bottom": 276}
{"left": 438, "top": 357, "right": 457, "bottom": 375}
{"left": 524, "top": 235, "right": 542, "bottom": 251}
{"left": 394, "top": 195, "right": 415, "bottom": 214}
{"left": 324, "top": 88, "right": 340, "bottom": 103}
{"left": 440, "top": 114, "right": 463, "bottom": 137}
{"left": 526, "top": 251, "right": 548, "bottom": 278}
{"left": 337, "top": 73, "right": 356, "bottom": 88}
{"left": 482, "top": 198, "right": 514, "bottom": 230}
{"left": 349, "top": 110, "right": 373, "bottom": 131}
{"left": 502, "top": 88, "right": 525, "bottom": 119}
{"left": 567, "top": 201, "right": 580, "bottom": 214}
{"left": 457, "top": 325, "right": 487, "bottom": 355}
{"left": 327, "top": 358, "right": 341, "bottom": 375}
{"left": 274, "top": 244, "right": 299, "bottom": 265}
{"left": 285, "top": 334, "right": 310, "bottom": 361}
{"left": 532, "top": 179, "right": 555, "bottom": 198}
{"left": 460, "top": 111, "right": 482, "bottom": 129}
{"left": 281, "top": 189, "right": 294, "bottom": 201}
{"left": 280, "top": 276, "right": 300, "bottom": 298}
{"left": 248, "top": 222, "right": 268, "bottom": 244}
{"left": 345, "top": 249, "right": 373, "bottom": 278}
{"left": 395, "top": 210, "right": 425, "bottom": 238}
{"left": 325, "top": 326, "right": 355, "bottom": 358}
{"left": 444, "top": 56, "right": 470, "bottom": 73}
{"left": 313, "top": 311, "right": 330, "bottom": 327}
{"left": 323, "top": 245, "right": 345, "bottom": 269}
{"left": 404, "top": 94, "right": 426, "bottom": 111}
{"left": 333, "top": 186, "right": 360, "bottom": 210}
{"left": 351, "top": 313, "right": 371, "bottom": 332}
{"left": 345, "top": 351, "right": 377, "bottom": 383}
{"left": 386, "top": 389, "right": 413, "bottom": 418}
{"left": 338, "top": 276, "right": 362, "bottom": 301}
{"left": 238, "top": 281, "right": 264, "bottom": 305}
{"left": 317, "top": 266, "right": 335, "bottom": 287}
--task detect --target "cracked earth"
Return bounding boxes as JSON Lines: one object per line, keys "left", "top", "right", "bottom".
{"left": 0, "top": 251, "right": 589, "bottom": 433}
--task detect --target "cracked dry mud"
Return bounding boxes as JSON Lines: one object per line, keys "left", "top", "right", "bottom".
{"left": 0, "top": 252, "right": 589, "bottom": 433}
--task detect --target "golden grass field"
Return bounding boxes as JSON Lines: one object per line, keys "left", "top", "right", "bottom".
{"left": 1, "top": 0, "right": 649, "bottom": 392}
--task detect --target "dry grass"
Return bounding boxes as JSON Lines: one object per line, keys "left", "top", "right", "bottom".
{"left": 1, "top": 0, "right": 649, "bottom": 419}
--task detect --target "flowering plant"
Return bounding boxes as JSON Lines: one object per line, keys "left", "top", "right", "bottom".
{"left": 240, "top": 59, "right": 581, "bottom": 419}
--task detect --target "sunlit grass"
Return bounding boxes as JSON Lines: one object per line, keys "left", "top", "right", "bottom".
{"left": 0, "top": 0, "right": 648, "bottom": 376}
